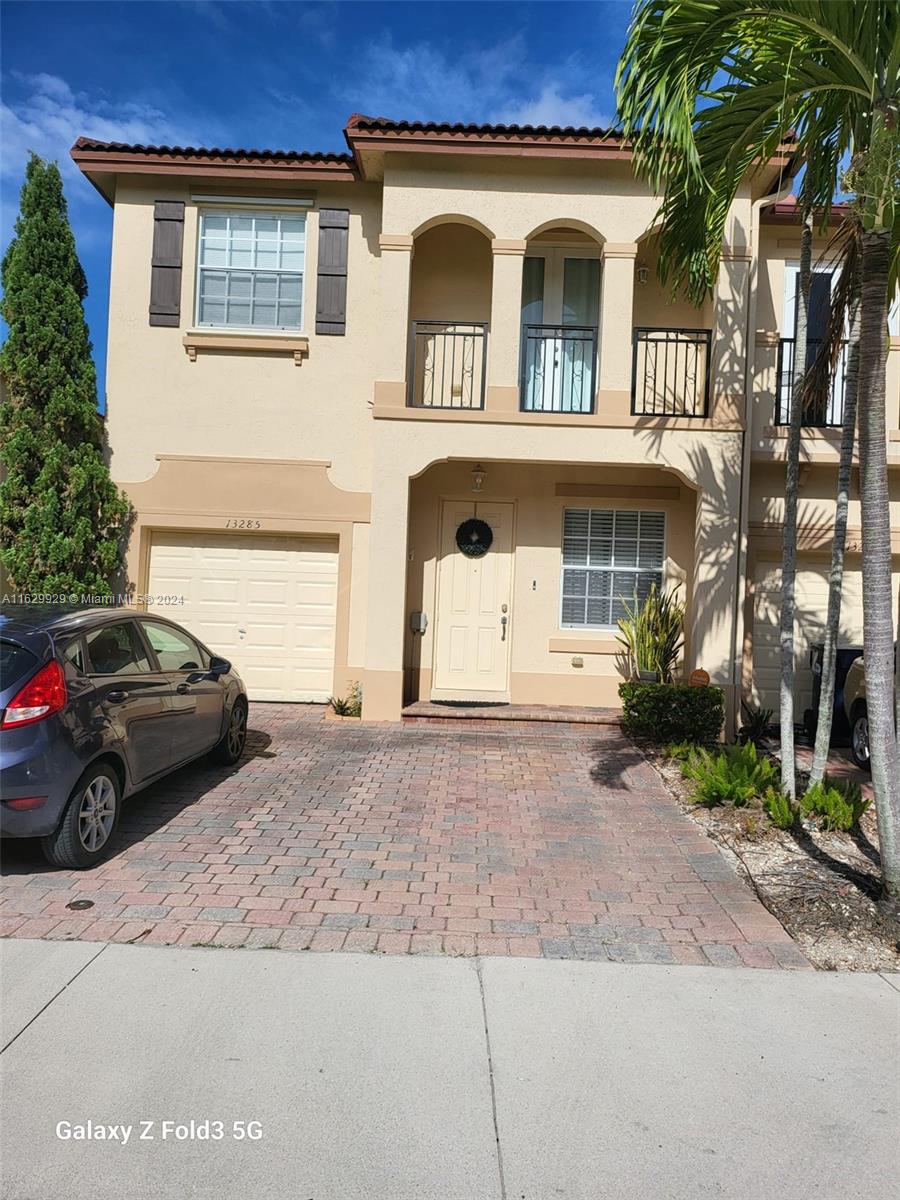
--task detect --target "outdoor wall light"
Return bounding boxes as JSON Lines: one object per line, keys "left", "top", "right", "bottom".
{"left": 471, "top": 463, "right": 486, "bottom": 492}
{"left": 636, "top": 263, "right": 650, "bottom": 284}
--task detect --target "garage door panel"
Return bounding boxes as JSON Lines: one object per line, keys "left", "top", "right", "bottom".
{"left": 148, "top": 532, "right": 338, "bottom": 703}
{"left": 246, "top": 580, "right": 290, "bottom": 606}
{"left": 751, "top": 559, "right": 898, "bottom": 715}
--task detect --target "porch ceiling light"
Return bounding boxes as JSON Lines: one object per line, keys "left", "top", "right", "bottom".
{"left": 471, "top": 463, "right": 486, "bottom": 493}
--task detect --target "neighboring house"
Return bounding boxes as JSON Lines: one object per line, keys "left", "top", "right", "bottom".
{"left": 70, "top": 116, "right": 900, "bottom": 724}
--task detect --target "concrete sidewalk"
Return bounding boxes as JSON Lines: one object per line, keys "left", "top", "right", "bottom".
{"left": 1, "top": 940, "right": 897, "bottom": 1200}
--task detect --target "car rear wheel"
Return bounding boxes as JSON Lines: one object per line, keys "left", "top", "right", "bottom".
{"left": 210, "top": 698, "right": 247, "bottom": 765}
{"left": 41, "top": 764, "right": 121, "bottom": 869}
{"left": 850, "top": 708, "right": 870, "bottom": 771}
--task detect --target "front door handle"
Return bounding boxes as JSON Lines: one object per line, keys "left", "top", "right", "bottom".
{"left": 176, "top": 682, "right": 191, "bottom": 695}
{"left": 500, "top": 615, "right": 508, "bottom": 642}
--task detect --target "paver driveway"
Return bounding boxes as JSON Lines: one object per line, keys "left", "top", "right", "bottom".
{"left": 0, "top": 704, "right": 808, "bottom": 967}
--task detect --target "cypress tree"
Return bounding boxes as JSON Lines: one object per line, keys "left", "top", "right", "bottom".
{"left": 1, "top": 154, "right": 130, "bottom": 597}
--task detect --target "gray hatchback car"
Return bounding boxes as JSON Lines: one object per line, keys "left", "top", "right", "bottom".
{"left": 0, "top": 606, "right": 248, "bottom": 869}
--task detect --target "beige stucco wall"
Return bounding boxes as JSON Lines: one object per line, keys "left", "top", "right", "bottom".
{"left": 381, "top": 155, "right": 752, "bottom": 249}
{"left": 409, "top": 223, "right": 493, "bottom": 323}
{"left": 361, "top": 416, "right": 743, "bottom": 719}
{"left": 100, "top": 151, "right": 853, "bottom": 724}
{"left": 752, "top": 226, "right": 900, "bottom": 444}
{"left": 105, "top": 177, "right": 383, "bottom": 494}
{"left": 743, "top": 226, "right": 900, "bottom": 716}
{"left": 406, "top": 460, "right": 697, "bottom": 708}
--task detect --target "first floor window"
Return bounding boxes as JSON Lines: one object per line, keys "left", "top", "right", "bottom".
{"left": 561, "top": 508, "right": 665, "bottom": 628}
{"left": 196, "top": 209, "right": 305, "bottom": 330}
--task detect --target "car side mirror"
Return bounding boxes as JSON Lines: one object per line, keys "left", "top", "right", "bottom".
{"left": 186, "top": 656, "right": 231, "bottom": 684}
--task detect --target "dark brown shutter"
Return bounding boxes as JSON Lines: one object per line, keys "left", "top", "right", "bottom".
{"left": 149, "top": 201, "right": 185, "bottom": 327}
{"left": 315, "top": 209, "right": 349, "bottom": 335}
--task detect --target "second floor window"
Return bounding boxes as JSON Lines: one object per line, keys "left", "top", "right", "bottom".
{"left": 196, "top": 210, "right": 305, "bottom": 331}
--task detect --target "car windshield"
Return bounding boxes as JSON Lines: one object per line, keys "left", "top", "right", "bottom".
{"left": 0, "top": 639, "right": 38, "bottom": 690}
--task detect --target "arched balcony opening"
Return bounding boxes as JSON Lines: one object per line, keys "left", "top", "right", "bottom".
{"left": 631, "top": 229, "right": 714, "bottom": 418}
{"left": 408, "top": 222, "right": 493, "bottom": 410}
{"left": 520, "top": 225, "right": 605, "bottom": 415}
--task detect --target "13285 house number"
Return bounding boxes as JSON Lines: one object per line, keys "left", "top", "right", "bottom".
{"left": 224, "top": 519, "right": 262, "bottom": 529}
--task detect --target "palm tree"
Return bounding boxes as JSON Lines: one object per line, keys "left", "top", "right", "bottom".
{"left": 779, "top": 207, "right": 813, "bottom": 803}
{"left": 808, "top": 225, "right": 862, "bottom": 785}
{"left": 616, "top": 0, "right": 900, "bottom": 900}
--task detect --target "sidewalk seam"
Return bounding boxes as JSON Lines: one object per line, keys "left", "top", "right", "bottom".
{"left": 476, "top": 958, "right": 508, "bottom": 1200}
{"left": 1, "top": 942, "right": 109, "bottom": 1055}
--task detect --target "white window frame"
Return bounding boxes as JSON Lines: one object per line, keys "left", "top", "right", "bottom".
{"left": 194, "top": 207, "right": 306, "bottom": 333}
{"left": 559, "top": 506, "right": 667, "bottom": 631}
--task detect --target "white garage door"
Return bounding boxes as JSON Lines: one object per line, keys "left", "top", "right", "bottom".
{"left": 147, "top": 532, "right": 339, "bottom": 702}
{"left": 751, "top": 559, "right": 882, "bottom": 716}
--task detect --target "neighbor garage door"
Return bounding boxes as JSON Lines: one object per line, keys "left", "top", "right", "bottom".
{"left": 751, "top": 558, "right": 875, "bottom": 716}
{"left": 147, "top": 532, "right": 339, "bottom": 702}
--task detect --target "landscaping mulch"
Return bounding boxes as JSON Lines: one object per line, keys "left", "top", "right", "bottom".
{"left": 640, "top": 741, "right": 900, "bottom": 973}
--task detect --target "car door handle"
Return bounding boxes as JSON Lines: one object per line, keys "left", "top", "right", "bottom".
{"left": 176, "top": 683, "right": 191, "bottom": 695}
{"left": 105, "top": 690, "right": 128, "bottom": 704}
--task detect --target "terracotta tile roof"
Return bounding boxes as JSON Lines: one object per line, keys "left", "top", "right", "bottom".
{"left": 345, "top": 113, "right": 623, "bottom": 142}
{"left": 71, "top": 137, "right": 353, "bottom": 165}
{"left": 762, "top": 195, "right": 852, "bottom": 222}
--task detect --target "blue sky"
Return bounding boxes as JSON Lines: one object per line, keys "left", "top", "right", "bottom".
{"left": 1, "top": 0, "right": 632, "bottom": 405}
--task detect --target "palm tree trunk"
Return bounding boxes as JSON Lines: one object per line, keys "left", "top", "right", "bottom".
{"left": 779, "top": 209, "right": 812, "bottom": 803}
{"left": 857, "top": 226, "right": 900, "bottom": 901}
{"left": 809, "top": 293, "right": 860, "bottom": 785}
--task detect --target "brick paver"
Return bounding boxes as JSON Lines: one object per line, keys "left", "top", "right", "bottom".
{"left": 0, "top": 704, "right": 809, "bottom": 967}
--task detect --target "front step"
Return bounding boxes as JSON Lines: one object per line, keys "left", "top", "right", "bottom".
{"left": 401, "top": 701, "right": 621, "bottom": 728}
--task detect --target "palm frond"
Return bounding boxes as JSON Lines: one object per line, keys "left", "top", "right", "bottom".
{"left": 616, "top": 0, "right": 898, "bottom": 301}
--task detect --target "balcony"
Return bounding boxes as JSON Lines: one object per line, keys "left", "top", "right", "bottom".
{"left": 776, "top": 337, "right": 847, "bottom": 427}
{"left": 407, "top": 321, "right": 488, "bottom": 410}
{"left": 631, "top": 328, "right": 711, "bottom": 418}
{"left": 519, "top": 324, "right": 598, "bottom": 414}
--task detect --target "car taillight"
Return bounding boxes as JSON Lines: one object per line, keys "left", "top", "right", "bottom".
{"left": 1, "top": 660, "right": 67, "bottom": 729}
{"left": 4, "top": 796, "right": 48, "bottom": 810}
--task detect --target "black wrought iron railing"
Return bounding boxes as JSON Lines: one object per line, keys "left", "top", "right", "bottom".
{"left": 519, "top": 324, "right": 598, "bottom": 414}
{"left": 631, "top": 328, "right": 711, "bottom": 417}
{"left": 407, "top": 321, "right": 487, "bottom": 410}
{"left": 776, "top": 338, "right": 848, "bottom": 427}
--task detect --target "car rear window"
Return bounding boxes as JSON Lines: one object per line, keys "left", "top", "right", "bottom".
{"left": 0, "top": 640, "right": 38, "bottom": 690}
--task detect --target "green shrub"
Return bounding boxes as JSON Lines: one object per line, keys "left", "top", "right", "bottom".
{"left": 329, "top": 681, "right": 362, "bottom": 717}
{"left": 616, "top": 584, "right": 686, "bottom": 682}
{"left": 680, "top": 742, "right": 778, "bottom": 808}
{"left": 763, "top": 788, "right": 795, "bottom": 830}
{"left": 663, "top": 739, "right": 699, "bottom": 761}
{"left": 738, "top": 700, "right": 774, "bottom": 747}
{"left": 619, "top": 682, "right": 725, "bottom": 744}
{"left": 800, "top": 777, "right": 870, "bottom": 832}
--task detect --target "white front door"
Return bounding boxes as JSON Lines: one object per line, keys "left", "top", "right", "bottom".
{"left": 432, "top": 501, "right": 515, "bottom": 699}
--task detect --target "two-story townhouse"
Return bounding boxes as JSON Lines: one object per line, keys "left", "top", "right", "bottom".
{"left": 71, "top": 115, "right": 900, "bottom": 725}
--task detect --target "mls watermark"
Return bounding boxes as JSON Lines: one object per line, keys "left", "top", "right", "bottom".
{"left": 2, "top": 593, "right": 185, "bottom": 607}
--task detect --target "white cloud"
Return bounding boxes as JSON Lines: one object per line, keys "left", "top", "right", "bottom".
{"left": 1, "top": 72, "right": 218, "bottom": 242}
{"left": 339, "top": 34, "right": 527, "bottom": 123}
{"left": 337, "top": 34, "right": 612, "bottom": 134}
{"left": 494, "top": 83, "right": 611, "bottom": 130}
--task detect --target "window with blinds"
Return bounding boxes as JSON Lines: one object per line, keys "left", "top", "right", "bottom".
{"left": 561, "top": 509, "right": 666, "bottom": 628}
{"left": 196, "top": 210, "right": 305, "bottom": 330}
